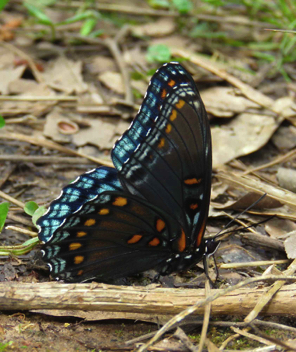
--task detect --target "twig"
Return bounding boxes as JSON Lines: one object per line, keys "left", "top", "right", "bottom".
{"left": 137, "top": 276, "right": 296, "bottom": 352}
{"left": 0, "top": 96, "right": 77, "bottom": 101}
{"left": 0, "top": 155, "right": 94, "bottom": 164}
{"left": 5, "top": 226, "right": 37, "bottom": 238}
{"left": 0, "top": 132, "right": 113, "bottom": 167}
{"left": 0, "top": 190, "right": 25, "bottom": 208}
{"left": 242, "top": 149, "right": 296, "bottom": 176}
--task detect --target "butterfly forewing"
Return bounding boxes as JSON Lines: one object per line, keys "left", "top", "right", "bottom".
{"left": 112, "top": 63, "right": 212, "bottom": 248}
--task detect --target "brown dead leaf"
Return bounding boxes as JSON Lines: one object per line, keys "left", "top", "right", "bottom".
{"left": 212, "top": 112, "right": 278, "bottom": 167}
{"left": 99, "top": 71, "right": 124, "bottom": 94}
{"left": 0, "top": 65, "right": 25, "bottom": 94}
{"left": 44, "top": 107, "right": 129, "bottom": 149}
{"left": 284, "top": 232, "right": 296, "bottom": 259}
{"left": 277, "top": 167, "right": 296, "bottom": 193}
{"left": 0, "top": 83, "right": 57, "bottom": 117}
{"left": 271, "top": 126, "right": 296, "bottom": 150}
{"left": 201, "top": 87, "right": 260, "bottom": 117}
{"left": 42, "top": 56, "right": 88, "bottom": 94}
{"left": 131, "top": 18, "right": 176, "bottom": 37}
{"left": 212, "top": 192, "right": 282, "bottom": 211}
{"left": 99, "top": 71, "right": 147, "bottom": 96}
{"left": 265, "top": 218, "right": 296, "bottom": 239}
{"left": 86, "top": 55, "right": 117, "bottom": 75}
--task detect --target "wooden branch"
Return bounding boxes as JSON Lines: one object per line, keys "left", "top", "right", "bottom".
{"left": 1, "top": 282, "right": 296, "bottom": 316}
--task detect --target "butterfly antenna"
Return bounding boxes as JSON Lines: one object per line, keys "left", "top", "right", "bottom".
{"left": 213, "top": 193, "right": 267, "bottom": 240}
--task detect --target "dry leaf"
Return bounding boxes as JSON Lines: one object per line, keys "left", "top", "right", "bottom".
{"left": 0, "top": 65, "right": 25, "bottom": 94}
{"left": 86, "top": 55, "right": 117, "bottom": 75}
{"left": 271, "top": 126, "right": 296, "bottom": 150}
{"left": 0, "top": 83, "right": 57, "bottom": 117}
{"left": 212, "top": 112, "right": 278, "bottom": 167}
{"left": 99, "top": 71, "right": 124, "bottom": 94}
{"left": 265, "top": 218, "right": 296, "bottom": 239}
{"left": 201, "top": 87, "right": 260, "bottom": 117}
{"left": 132, "top": 18, "right": 176, "bottom": 37}
{"left": 277, "top": 167, "right": 296, "bottom": 193}
{"left": 284, "top": 231, "right": 296, "bottom": 259}
{"left": 99, "top": 71, "right": 147, "bottom": 96}
{"left": 44, "top": 107, "right": 129, "bottom": 149}
{"left": 42, "top": 56, "right": 88, "bottom": 94}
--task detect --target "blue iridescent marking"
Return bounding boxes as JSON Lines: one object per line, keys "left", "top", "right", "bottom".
{"left": 112, "top": 62, "right": 191, "bottom": 171}
{"left": 37, "top": 167, "right": 122, "bottom": 242}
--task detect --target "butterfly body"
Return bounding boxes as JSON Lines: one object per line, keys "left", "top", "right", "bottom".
{"left": 37, "top": 62, "right": 213, "bottom": 282}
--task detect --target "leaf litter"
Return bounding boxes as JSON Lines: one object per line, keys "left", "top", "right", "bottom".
{"left": 0, "top": 1, "right": 296, "bottom": 351}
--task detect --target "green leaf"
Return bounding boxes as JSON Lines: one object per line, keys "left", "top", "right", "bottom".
{"left": 172, "top": 0, "right": 193, "bottom": 14}
{"left": 0, "top": 116, "right": 5, "bottom": 129}
{"left": 32, "top": 206, "right": 47, "bottom": 227}
{"left": 146, "top": 44, "right": 171, "bottom": 63}
{"left": 58, "top": 10, "right": 99, "bottom": 26}
{"left": 24, "top": 2, "right": 53, "bottom": 25}
{"left": 88, "top": 29, "right": 104, "bottom": 38}
{"left": 0, "top": 202, "right": 9, "bottom": 232}
{"left": 0, "top": 0, "right": 10, "bottom": 12}
{"left": 24, "top": 201, "right": 39, "bottom": 216}
{"left": 80, "top": 17, "right": 97, "bottom": 36}
{"left": 148, "top": 0, "right": 170, "bottom": 8}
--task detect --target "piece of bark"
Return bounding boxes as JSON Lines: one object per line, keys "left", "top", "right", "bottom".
{"left": 1, "top": 282, "right": 296, "bottom": 316}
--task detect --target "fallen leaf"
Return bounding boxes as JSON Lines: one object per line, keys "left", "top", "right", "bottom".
{"left": 86, "top": 55, "right": 117, "bottom": 75}
{"left": 0, "top": 83, "right": 57, "bottom": 117}
{"left": 271, "top": 125, "right": 296, "bottom": 150}
{"left": 42, "top": 56, "right": 88, "bottom": 94}
{"left": 265, "top": 218, "right": 296, "bottom": 239}
{"left": 201, "top": 87, "right": 260, "bottom": 117}
{"left": 132, "top": 18, "right": 176, "bottom": 37}
{"left": 99, "top": 71, "right": 148, "bottom": 96}
{"left": 0, "top": 65, "right": 25, "bottom": 94}
{"left": 44, "top": 107, "right": 129, "bottom": 149}
{"left": 212, "top": 112, "right": 278, "bottom": 167}
{"left": 277, "top": 167, "right": 296, "bottom": 193}
{"left": 284, "top": 231, "right": 296, "bottom": 259}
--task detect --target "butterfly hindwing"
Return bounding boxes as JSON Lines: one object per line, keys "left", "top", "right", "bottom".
{"left": 40, "top": 191, "right": 186, "bottom": 282}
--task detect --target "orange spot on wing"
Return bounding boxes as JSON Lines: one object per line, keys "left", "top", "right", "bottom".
{"left": 74, "top": 256, "right": 84, "bottom": 264}
{"left": 128, "top": 234, "right": 142, "bottom": 244}
{"left": 158, "top": 138, "right": 165, "bottom": 149}
{"left": 149, "top": 237, "right": 160, "bottom": 246}
{"left": 77, "top": 231, "right": 87, "bottom": 237}
{"left": 168, "top": 79, "right": 175, "bottom": 87}
{"left": 170, "top": 109, "right": 177, "bottom": 121}
{"left": 196, "top": 217, "right": 207, "bottom": 247}
{"left": 161, "top": 88, "right": 167, "bottom": 99}
{"left": 85, "top": 219, "right": 95, "bottom": 226}
{"left": 69, "top": 242, "right": 82, "bottom": 251}
{"left": 165, "top": 123, "right": 172, "bottom": 133}
{"left": 77, "top": 270, "right": 84, "bottom": 276}
{"left": 184, "top": 178, "right": 201, "bottom": 185}
{"left": 99, "top": 208, "right": 109, "bottom": 215}
{"left": 178, "top": 229, "right": 186, "bottom": 252}
{"left": 113, "top": 197, "right": 127, "bottom": 206}
{"left": 176, "top": 99, "right": 185, "bottom": 109}
{"left": 156, "top": 219, "right": 165, "bottom": 232}
{"left": 190, "top": 203, "right": 198, "bottom": 210}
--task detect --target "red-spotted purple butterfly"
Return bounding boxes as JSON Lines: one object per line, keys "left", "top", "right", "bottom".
{"left": 37, "top": 62, "right": 218, "bottom": 282}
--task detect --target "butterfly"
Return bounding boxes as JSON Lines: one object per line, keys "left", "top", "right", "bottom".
{"left": 37, "top": 62, "right": 218, "bottom": 282}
